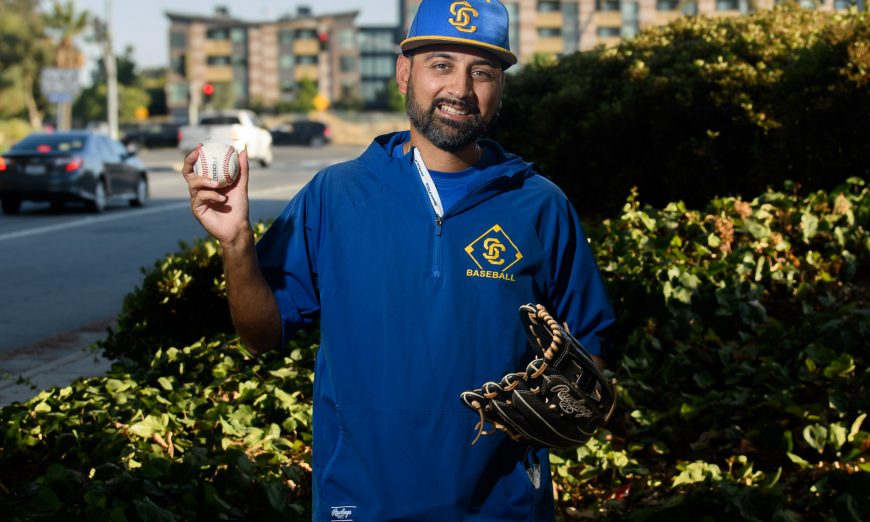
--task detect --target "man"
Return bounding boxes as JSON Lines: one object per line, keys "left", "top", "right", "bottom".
{"left": 182, "top": 0, "right": 614, "bottom": 520}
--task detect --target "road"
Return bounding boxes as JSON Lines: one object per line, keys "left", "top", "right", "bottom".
{"left": 0, "top": 144, "right": 364, "bottom": 356}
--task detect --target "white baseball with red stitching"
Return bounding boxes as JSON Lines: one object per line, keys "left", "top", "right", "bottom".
{"left": 193, "top": 141, "right": 240, "bottom": 188}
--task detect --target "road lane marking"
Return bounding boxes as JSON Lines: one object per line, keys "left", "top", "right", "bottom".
{"left": 0, "top": 182, "right": 307, "bottom": 243}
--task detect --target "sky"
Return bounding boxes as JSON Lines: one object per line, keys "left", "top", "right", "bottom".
{"left": 73, "top": 0, "right": 399, "bottom": 74}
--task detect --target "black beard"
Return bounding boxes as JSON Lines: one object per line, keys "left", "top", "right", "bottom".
{"left": 405, "top": 82, "right": 491, "bottom": 152}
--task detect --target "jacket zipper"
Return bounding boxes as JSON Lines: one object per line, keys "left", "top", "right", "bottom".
{"left": 433, "top": 216, "right": 443, "bottom": 279}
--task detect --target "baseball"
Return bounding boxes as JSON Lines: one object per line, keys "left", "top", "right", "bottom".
{"left": 193, "top": 141, "right": 240, "bottom": 188}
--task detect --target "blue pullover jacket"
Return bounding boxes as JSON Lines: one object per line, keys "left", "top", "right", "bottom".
{"left": 257, "top": 132, "right": 615, "bottom": 521}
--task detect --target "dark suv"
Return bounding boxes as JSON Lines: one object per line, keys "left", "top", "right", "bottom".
{"left": 270, "top": 120, "right": 332, "bottom": 147}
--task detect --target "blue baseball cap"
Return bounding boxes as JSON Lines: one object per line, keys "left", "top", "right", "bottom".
{"left": 401, "top": 0, "right": 517, "bottom": 68}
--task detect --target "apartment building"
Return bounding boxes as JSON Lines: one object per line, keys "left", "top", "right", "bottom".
{"left": 399, "top": 0, "right": 865, "bottom": 63}
{"left": 165, "top": 6, "right": 359, "bottom": 120}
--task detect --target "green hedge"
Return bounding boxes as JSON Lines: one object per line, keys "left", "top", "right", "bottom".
{"left": 1, "top": 180, "right": 866, "bottom": 520}
{"left": 494, "top": 5, "right": 870, "bottom": 216}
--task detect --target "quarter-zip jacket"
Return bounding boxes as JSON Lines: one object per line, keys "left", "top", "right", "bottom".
{"left": 257, "top": 131, "right": 615, "bottom": 521}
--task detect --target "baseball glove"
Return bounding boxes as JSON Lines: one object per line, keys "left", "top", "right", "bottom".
{"left": 460, "top": 303, "right": 616, "bottom": 449}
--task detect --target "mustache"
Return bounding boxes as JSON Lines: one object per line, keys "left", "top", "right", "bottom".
{"left": 430, "top": 97, "right": 480, "bottom": 115}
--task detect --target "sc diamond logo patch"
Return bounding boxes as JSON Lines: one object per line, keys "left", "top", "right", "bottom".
{"left": 465, "top": 224, "right": 522, "bottom": 282}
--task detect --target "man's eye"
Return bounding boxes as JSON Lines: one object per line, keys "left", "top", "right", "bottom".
{"left": 472, "top": 70, "right": 495, "bottom": 79}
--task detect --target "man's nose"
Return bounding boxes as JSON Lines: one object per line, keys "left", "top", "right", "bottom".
{"left": 446, "top": 70, "right": 475, "bottom": 99}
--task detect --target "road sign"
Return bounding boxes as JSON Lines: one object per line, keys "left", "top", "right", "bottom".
{"left": 40, "top": 68, "right": 81, "bottom": 100}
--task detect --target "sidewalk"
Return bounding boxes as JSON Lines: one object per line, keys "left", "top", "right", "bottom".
{"left": 0, "top": 324, "right": 114, "bottom": 407}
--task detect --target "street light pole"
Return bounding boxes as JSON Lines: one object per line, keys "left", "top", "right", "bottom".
{"left": 104, "top": 0, "right": 119, "bottom": 140}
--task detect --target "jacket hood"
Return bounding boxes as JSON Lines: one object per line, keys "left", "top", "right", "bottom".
{"left": 358, "top": 131, "right": 537, "bottom": 217}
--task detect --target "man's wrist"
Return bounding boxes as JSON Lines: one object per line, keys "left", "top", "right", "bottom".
{"left": 219, "top": 223, "right": 255, "bottom": 253}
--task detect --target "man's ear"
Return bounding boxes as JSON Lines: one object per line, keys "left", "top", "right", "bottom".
{"left": 396, "top": 54, "right": 411, "bottom": 95}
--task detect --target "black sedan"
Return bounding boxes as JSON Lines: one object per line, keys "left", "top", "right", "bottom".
{"left": 0, "top": 131, "right": 148, "bottom": 214}
{"left": 270, "top": 120, "right": 331, "bottom": 147}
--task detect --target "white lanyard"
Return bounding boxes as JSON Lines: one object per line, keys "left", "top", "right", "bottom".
{"left": 412, "top": 147, "right": 444, "bottom": 220}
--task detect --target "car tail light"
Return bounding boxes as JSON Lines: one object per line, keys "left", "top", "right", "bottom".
{"left": 323, "top": 127, "right": 332, "bottom": 138}
{"left": 54, "top": 156, "right": 84, "bottom": 172}
{"left": 37, "top": 144, "right": 52, "bottom": 153}
{"left": 0, "top": 157, "right": 7, "bottom": 172}
{"left": 177, "top": 129, "right": 183, "bottom": 142}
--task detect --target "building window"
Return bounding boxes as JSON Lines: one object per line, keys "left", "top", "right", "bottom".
{"left": 296, "top": 28, "right": 318, "bottom": 39}
{"left": 281, "top": 81, "right": 296, "bottom": 95}
{"left": 622, "top": 1, "right": 639, "bottom": 38}
{"left": 207, "top": 56, "right": 232, "bottom": 66}
{"left": 597, "top": 26, "right": 621, "bottom": 37}
{"left": 833, "top": 0, "right": 852, "bottom": 7}
{"left": 361, "top": 56, "right": 395, "bottom": 78}
{"left": 682, "top": 1, "right": 699, "bottom": 15}
{"left": 563, "top": 2, "right": 579, "bottom": 53}
{"left": 360, "top": 30, "right": 396, "bottom": 52}
{"left": 297, "top": 55, "right": 318, "bottom": 65}
{"left": 230, "top": 28, "right": 246, "bottom": 43}
{"left": 279, "top": 29, "right": 294, "bottom": 45}
{"left": 537, "top": 27, "right": 562, "bottom": 38}
{"left": 206, "top": 28, "right": 229, "bottom": 40}
{"left": 169, "top": 31, "right": 186, "bottom": 49}
{"left": 340, "top": 56, "right": 357, "bottom": 73}
{"left": 505, "top": 2, "right": 520, "bottom": 59}
{"left": 280, "top": 55, "right": 295, "bottom": 69}
{"left": 537, "top": 1, "right": 561, "bottom": 11}
{"left": 656, "top": 0, "right": 679, "bottom": 9}
{"left": 168, "top": 83, "right": 188, "bottom": 104}
{"left": 170, "top": 54, "right": 186, "bottom": 76}
{"left": 339, "top": 29, "right": 356, "bottom": 49}
{"left": 597, "top": 0, "right": 621, "bottom": 11}
{"left": 716, "top": 0, "right": 739, "bottom": 9}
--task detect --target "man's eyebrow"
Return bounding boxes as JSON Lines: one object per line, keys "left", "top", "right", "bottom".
{"left": 423, "top": 52, "right": 500, "bottom": 69}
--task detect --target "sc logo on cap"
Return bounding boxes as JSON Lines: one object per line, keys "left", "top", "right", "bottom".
{"left": 448, "top": 1, "right": 481, "bottom": 33}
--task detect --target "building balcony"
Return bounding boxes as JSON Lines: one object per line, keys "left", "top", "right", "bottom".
{"left": 293, "top": 39, "right": 320, "bottom": 56}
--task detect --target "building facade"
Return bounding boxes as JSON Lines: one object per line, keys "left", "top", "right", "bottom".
{"left": 165, "top": 7, "right": 359, "bottom": 120}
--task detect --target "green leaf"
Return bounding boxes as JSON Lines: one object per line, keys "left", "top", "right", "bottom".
{"left": 800, "top": 212, "right": 819, "bottom": 242}
{"left": 848, "top": 413, "right": 867, "bottom": 442}
{"left": 672, "top": 461, "right": 722, "bottom": 487}
{"left": 786, "top": 452, "right": 810, "bottom": 469}
{"left": 157, "top": 377, "right": 173, "bottom": 391}
{"left": 133, "top": 497, "right": 178, "bottom": 522}
{"left": 24, "top": 487, "right": 61, "bottom": 513}
{"left": 803, "top": 424, "right": 827, "bottom": 453}
{"left": 823, "top": 354, "right": 855, "bottom": 379}
{"left": 129, "top": 415, "right": 167, "bottom": 439}
{"left": 828, "top": 423, "right": 847, "bottom": 450}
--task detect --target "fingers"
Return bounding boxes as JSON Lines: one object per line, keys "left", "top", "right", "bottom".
{"left": 236, "top": 149, "right": 250, "bottom": 189}
{"left": 181, "top": 144, "right": 201, "bottom": 179}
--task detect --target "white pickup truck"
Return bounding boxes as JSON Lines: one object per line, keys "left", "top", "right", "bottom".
{"left": 178, "top": 109, "right": 273, "bottom": 167}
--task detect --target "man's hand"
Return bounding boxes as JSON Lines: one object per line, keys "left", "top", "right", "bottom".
{"left": 181, "top": 144, "right": 251, "bottom": 246}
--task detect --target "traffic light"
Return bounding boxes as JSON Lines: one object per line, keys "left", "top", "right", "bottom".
{"left": 202, "top": 83, "right": 215, "bottom": 104}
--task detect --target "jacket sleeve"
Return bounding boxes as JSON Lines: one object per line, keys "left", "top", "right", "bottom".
{"left": 255, "top": 176, "right": 323, "bottom": 346}
{"left": 543, "top": 197, "right": 615, "bottom": 359}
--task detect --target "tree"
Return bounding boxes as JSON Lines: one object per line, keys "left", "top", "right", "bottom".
{"left": 0, "top": 0, "right": 52, "bottom": 126}
{"left": 74, "top": 47, "right": 151, "bottom": 124}
{"left": 385, "top": 80, "right": 405, "bottom": 113}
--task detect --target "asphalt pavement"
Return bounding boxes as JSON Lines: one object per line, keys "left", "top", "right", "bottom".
{"left": 0, "top": 323, "right": 113, "bottom": 406}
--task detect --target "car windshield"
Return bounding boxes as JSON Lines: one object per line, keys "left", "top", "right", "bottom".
{"left": 11, "top": 134, "right": 88, "bottom": 154}
{"left": 200, "top": 116, "right": 241, "bottom": 125}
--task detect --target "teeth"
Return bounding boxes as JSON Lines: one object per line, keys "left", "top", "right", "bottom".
{"left": 440, "top": 104, "right": 469, "bottom": 115}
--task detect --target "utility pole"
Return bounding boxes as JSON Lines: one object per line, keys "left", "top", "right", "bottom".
{"left": 103, "top": 0, "right": 119, "bottom": 140}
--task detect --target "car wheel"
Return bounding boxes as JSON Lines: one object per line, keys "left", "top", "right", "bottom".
{"left": 1, "top": 197, "right": 21, "bottom": 215}
{"left": 89, "top": 180, "right": 107, "bottom": 213}
{"left": 259, "top": 146, "right": 273, "bottom": 168}
{"left": 130, "top": 175, "right": 148, "bottom": 207}
{"left": 310, "top": 136, "right": 325, "bottom": 148}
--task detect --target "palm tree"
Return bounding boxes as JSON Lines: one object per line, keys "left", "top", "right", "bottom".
{"left": 44, "top": 0, "right": 91, "bottom": 129}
